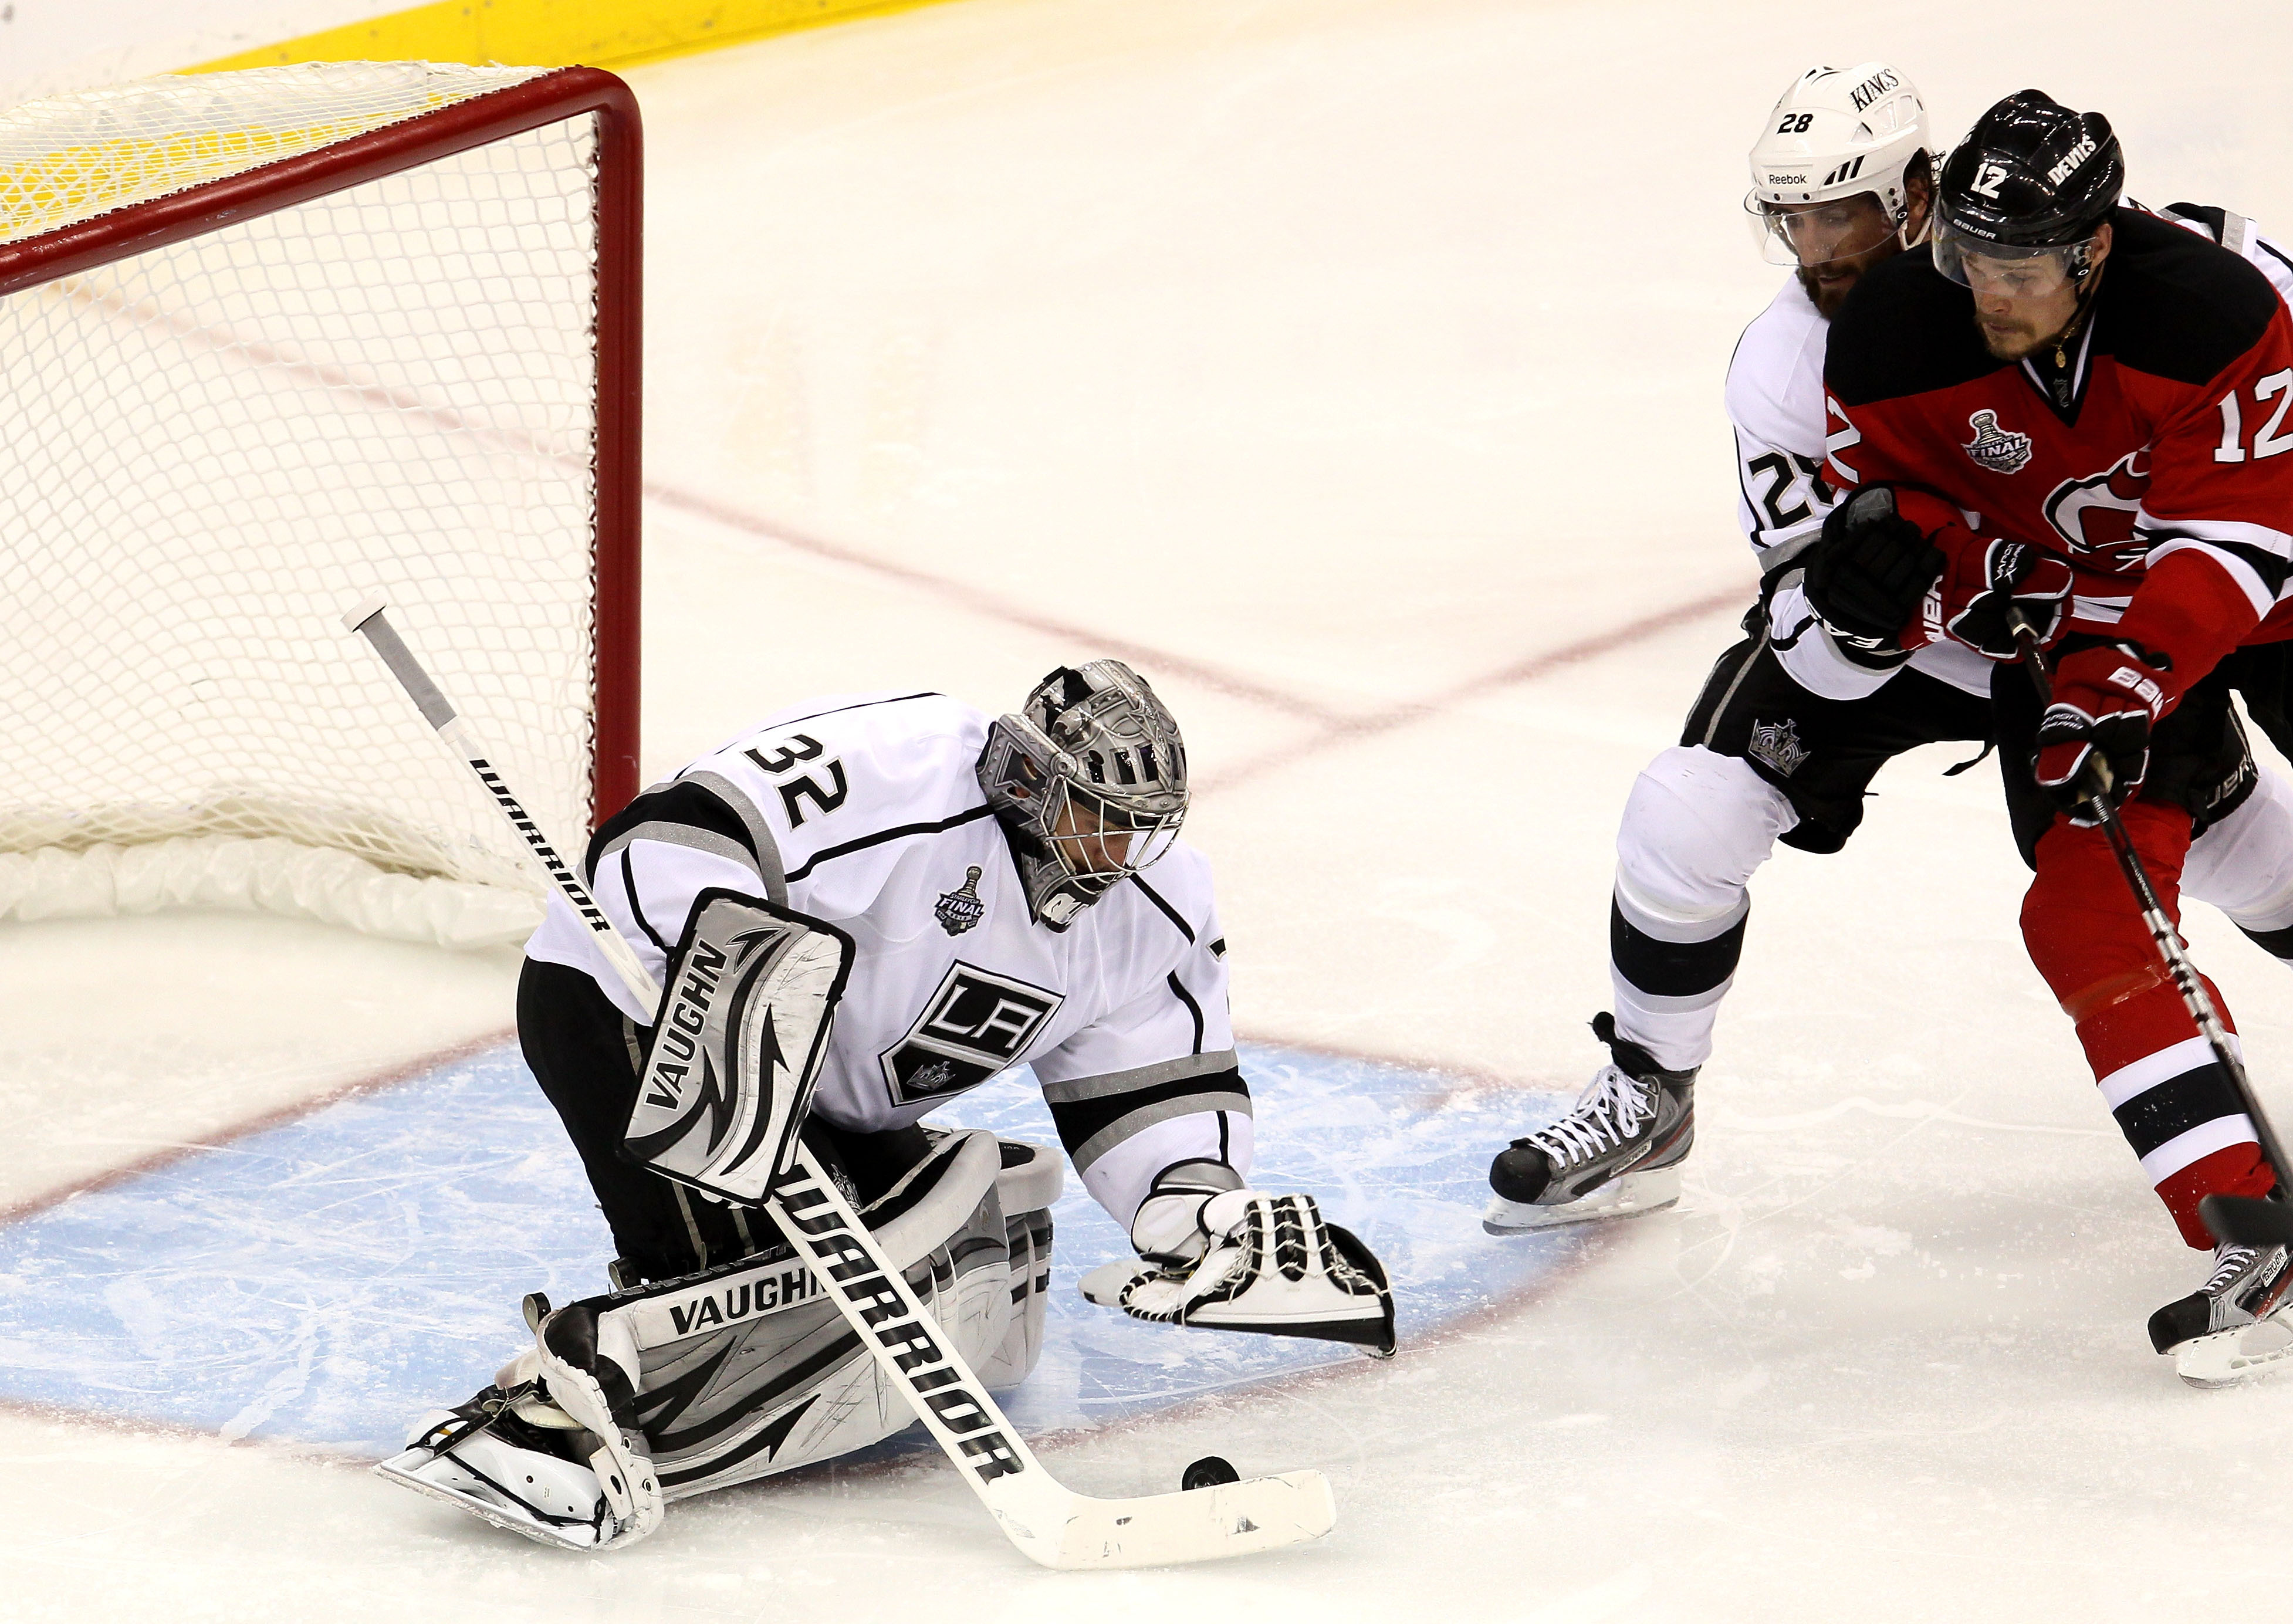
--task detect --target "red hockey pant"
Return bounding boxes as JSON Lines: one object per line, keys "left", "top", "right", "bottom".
{"left": 2022, "top": 801, "right": 2275, "bottom": 1248}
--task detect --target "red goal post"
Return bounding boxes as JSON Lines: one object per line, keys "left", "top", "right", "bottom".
{"left": 0, "top": 63, "right": 641, "bottom": 946}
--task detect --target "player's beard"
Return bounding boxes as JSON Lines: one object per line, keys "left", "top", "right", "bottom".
{"left": 1795, "top": 261, "right": 1860, "bottom": 318}
{"left": 1794, "top": 235, "right": 1902, "bottom": 318}
{"left": 1974, "top": 312, "right": 2046, "bottom": 360}
{"left": 1975, "top": 290, "right": 2092, "bottom": 361}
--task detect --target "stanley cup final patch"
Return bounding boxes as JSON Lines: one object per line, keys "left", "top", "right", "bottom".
{"left": 1961, "top": 409, "right": 2034, "bottom": 475}
{"left": 934, "top": 865, "right": 987, "bottom": 936}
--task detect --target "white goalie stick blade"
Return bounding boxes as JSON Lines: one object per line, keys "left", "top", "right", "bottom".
{"left": 989, "top": 1467, "right": 1337, "bottom": 1570}
{"left": 2174, "top": 1315, "right": 2293, "bottom": 1388}
{"left": 625, "top": 890, "right": 855, "bottom": 1203}
{"left": 1481, "top": 1163, "right": 1681, "bottom": 1235}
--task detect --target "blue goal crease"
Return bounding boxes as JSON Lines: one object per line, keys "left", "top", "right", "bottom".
{"left": 0, "top": 1042, "right": 1570, "bottom": 1458}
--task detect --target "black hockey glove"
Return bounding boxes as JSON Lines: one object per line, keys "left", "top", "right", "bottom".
{"left": 1801, "top": 486, "right": 1945, "bottom": 647}
{"left": 2033, "top": 641, "right": 2174, "bottom": 816}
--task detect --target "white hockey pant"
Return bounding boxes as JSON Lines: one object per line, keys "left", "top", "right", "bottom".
{"left": 2183, "top": 764, "right": 2293, "bottom": 950}
{"left": 1611, "top": 749, "right": 2293, "bottom": 1078}
{"left": 1610, "top": 746, "right": 1797, "bottom": 1075}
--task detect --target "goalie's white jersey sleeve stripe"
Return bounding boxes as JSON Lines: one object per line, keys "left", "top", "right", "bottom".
{"left": 524, "top": 689, "right": 1251, "bottom": 1229}
{"left": 1031, "top": 869, "right": 1249, "bottom": 1223}
{"left": 593, "top": 817, "right": 763, "bottom": 888}
{"left": 1039, "top": 1049, "right": 1242, "bottom": 1102}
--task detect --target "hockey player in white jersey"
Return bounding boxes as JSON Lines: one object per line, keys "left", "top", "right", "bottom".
{"left": 380, "top": 662, "right": 1393, "bottom": 1550}
{"left": 1483, "top": 63, "right": 2293, "bottom": 1236}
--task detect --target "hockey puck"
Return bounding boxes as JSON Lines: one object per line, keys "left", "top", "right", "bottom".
{"left": 1181, "top": 1455, "right": 1240, "bottom": 1491}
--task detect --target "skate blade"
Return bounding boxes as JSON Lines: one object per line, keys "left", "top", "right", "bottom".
{"left": 374, "top": 1447, "right": 601, "bottom": 1551}
{"left": 2174, "top": 1315, "right": 2293, "bottom": 1388}
{"left": 1482, "top": 1165, "right": 1681, "bottom": 1235}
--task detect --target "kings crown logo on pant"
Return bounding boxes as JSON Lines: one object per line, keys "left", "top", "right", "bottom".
{"left": 1747, "top": 717, "right": 1811, "bottom": 778}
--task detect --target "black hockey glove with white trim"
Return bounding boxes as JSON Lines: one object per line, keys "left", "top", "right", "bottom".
{"left": 2033, "top": 641, "right": 2174, "bottom": 816}
{"left": 1802, "top": 486, "right": 1944, "bottom": 648}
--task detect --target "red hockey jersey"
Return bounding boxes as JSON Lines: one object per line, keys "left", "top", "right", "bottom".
{"left": 1822, "top": 207, "right": 2293, "bottom": 691}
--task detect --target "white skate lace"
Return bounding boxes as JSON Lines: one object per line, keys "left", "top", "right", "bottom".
{"left": 1521, "top": 1064, "right": 1656, "bottom": 1169}
{"left": 2206, "top": 1245, "right": 2257, "bottom": 1297}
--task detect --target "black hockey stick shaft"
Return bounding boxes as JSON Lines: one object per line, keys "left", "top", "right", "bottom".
{"left": 2008, "top": 612, "right": 2293, "bottom": 1241}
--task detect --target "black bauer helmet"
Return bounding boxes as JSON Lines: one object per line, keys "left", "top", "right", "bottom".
{"left": 1934, "top": 89, "right": 2122, "bottom": 292}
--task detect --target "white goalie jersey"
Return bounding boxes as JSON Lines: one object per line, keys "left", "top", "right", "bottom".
{"left": 526, "top": 691, "right": 1250, "bottom": 1229}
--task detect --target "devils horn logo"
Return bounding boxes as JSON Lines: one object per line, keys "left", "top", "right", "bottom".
{"left": 2043, "top": 451, "right": 2152, "bottom": 571}
{"left": 1961, "top": 409, "right": 2034, "bottom": 475}
{"left": 934, "top": 865, "right": 987, "bottom": 936}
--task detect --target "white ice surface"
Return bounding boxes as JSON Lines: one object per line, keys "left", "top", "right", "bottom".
{"left": 11, "top": 0, "right": 2293, "bottom": 1617}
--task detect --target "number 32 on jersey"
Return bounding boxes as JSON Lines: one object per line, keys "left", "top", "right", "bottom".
{"left": 745, "top": 733, "right": 850, "bottom": 827}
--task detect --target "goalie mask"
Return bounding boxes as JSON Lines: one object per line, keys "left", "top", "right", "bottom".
{"left": 979, "top": 661, "right": 1189, "bottom": 931}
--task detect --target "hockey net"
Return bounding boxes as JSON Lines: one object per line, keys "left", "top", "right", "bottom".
{"left": 0, "top": 63, "right": 640, "bottom": 948}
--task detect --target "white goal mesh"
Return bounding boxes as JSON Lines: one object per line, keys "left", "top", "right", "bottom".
{"left": 0, "top": 64, "right": 633, "bottom": 947}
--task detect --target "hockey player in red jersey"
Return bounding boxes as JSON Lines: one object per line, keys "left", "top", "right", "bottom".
{"left": 1482, "top": 66, "right": 2293, "bottom": 1284}
{"left": 1809, "top": 90, "right": 2293, "bottom": 1378}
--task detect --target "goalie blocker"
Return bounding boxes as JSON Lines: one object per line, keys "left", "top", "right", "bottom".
{"left": 625, "top": 889, "right": 853, "bottom": 1203}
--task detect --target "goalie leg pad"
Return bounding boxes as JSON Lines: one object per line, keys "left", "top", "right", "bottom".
{"left": 613, "top": 1128, "right": 1030, "bottom": 1498}
{"left": 380, "top": 1129, "right": 1054, "bottom": 1540}
{"left": 981, "top": 1138, "right": 1060, "bottom": 1390}
{"left": 624, "top": 891, "right": 855, "bottom": 1203}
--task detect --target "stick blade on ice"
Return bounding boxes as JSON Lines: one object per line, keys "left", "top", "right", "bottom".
{"left": 995, "top": 1469, "right": 1334, "bottom": 1570}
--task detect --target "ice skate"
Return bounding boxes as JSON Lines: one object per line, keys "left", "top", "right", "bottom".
{"left": 2152, "top": 1240, "right": 2293, "bottom": 1386}
{"left": 1484, "top": 1013, "right": 1693, "bottom": 1234}
{"left": 375, "top": 1369, "right": 637, "bottom": 1551}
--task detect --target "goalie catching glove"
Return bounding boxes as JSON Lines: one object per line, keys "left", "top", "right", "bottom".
{"left": 1079, "top": 1163, "right": 1396, "bottom": 1356}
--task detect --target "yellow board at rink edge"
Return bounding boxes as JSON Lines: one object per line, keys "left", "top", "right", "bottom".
{"left": 191, "top": 0, "right": 968, "bottom": 77}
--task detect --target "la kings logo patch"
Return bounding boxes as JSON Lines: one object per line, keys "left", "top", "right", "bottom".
{"left": 1961, "top": 409, "right": 2034, "bottom": 475}
{"left": 934, "top": 865, "right": 986, "bottom": 936}
{"left": 881, "top": 962, "right": 1062, "bottom": 1105}
{"left": 1746, "top": 718, "right": 1811, "bottom": 778}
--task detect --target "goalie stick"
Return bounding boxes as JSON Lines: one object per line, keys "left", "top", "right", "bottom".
{"left": 344, "top": 593, "right": 1336, "bottom": 1568}
{"left": 2007, "top": 612, "right": 2293, "bottom": 1253}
